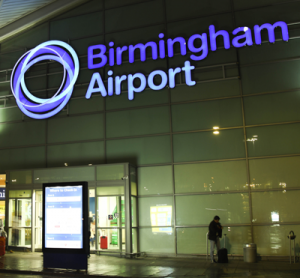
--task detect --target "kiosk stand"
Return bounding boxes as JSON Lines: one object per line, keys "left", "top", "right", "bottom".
{"left": 43, "top": 182, "right": 89, "bottom": 271}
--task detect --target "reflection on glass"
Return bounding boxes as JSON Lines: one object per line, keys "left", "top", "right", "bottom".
{"left": 89, "top": 189, "right": 96, "bottom": 250}
{"left": 271, "top": 211, "right": 279, "bottom": 222}
{"left": 8, "top": 228, "right": 31, "bottom": 247}
{"left": 97, "top": 228, "right": 124, "bottom": 250}
{"left": 131, "top": 197, "right": 137, "bottom": 227}
{"left": 8, "top": 196, "right": 32, "bottom": 247}
{"left": 150, "top": 205, "right": 172, "bottom": 233}
{"left": 97, "top": 196, "right": 124, "bottom": 227}
{"left": 35, "top": 191, "right": 43, "bottom": 249}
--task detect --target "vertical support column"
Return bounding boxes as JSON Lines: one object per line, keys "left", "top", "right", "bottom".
{"left": 95, "top": 190, "right": 99, "bottom": 253}
{"left": 229, "top": 0, "right": 254, "bottom": 242}
{"left": 4, "top": 172, "right": 9, "bottom": 247}
{"left": 124, "top": 164, "right": 132, "bottom": 258}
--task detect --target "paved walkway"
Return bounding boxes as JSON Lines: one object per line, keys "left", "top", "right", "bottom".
{"left": 0, "top": 252, "right": 299, "bottom": 277}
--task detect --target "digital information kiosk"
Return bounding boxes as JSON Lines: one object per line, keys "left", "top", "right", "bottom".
{"left": 43, "top": 181, "right": 89, "bottom": 270}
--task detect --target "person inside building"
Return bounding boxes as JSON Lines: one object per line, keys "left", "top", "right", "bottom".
{"left": 208, "top": 215, "right": 223, "bottom": 263}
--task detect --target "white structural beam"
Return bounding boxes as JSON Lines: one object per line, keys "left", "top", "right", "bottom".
{"left": 0, "top": 0, "right": 88, "bottom": 43}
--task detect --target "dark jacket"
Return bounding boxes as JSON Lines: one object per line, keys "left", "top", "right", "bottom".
{"left": 208, "top": 220, "right": 222, "bottom": 241}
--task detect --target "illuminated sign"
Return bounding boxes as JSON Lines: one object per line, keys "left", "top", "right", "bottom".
{"left": 10, "top": 21, "right": 289, "bottom": 119}
{"left": 45, "top": 186, "right": 83, "bottom": 249}
{"left": 0, "top": 189, "right": 5, "bottom": 200}
{"left": 11, "top": 41, "right": 79, "bottom": 119}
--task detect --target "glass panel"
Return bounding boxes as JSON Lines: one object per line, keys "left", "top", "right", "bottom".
{"left": 10, "top": 170, "right": 32, "bottom": 184}
{"left": 175, "top": 161, "right": 248, "bottom": 193}
{"left": 247, "top": 123, "right": 300, "bottom": 157}
{"left": 252, "top": 191, "right": 300, "bottom": 224}
{"left": 176, "top": 193, "right": 250, "bottom": 225}
{"left": 96, "top": 186, "right": 124, "bottom": 196}
{"left": 235, "top": 2, "right": 300, "bottom": 27}
{"left": 130, "top": 166, "right": 137, "bottom": 196}
{"left": 138, "top": 197, "right": 173, "bottom": 227}
{"left": 97, "top": 196, "right": 124, "bottom": 227}
{"left": 89, "top": 189, "right": 96, "bottom": 250}
{"left": 9, "top": 190, "right": 32, "bottom": 198}
{"left": 8, "top": 228, "right": 31, "bottom": 247}
{"left": 34, "top": 167, "right": 95, "bottom": 184}
{"left": 69, "top": 97, "right": 104, "bottom": 115}
{"left": 47, "top": 114, "right": 104, "bottom": 144}
{"left": 172, "top": 98, "right": 243, "bottom": 132}
{"left": 138, "top": 166, "right": 173, "bottom": 196}
{"left": 0, "top": 121, "right": 46, "bottom": 148}
{"left": 0, "top": 107, "right": 22, "bottom": 123}
{"left": 97, "top": 229, "right": 122, "bottom": 251}
{"left": 47, "top": 141, "right": 104, "bottom": 168}
{"left": 166, "top": 0, "right": 230, "bottom": 21}
{"left": 244, "top": 91, "right": 300, "bottom": 125}
{"left": 0, "top": 146, "right": 46, "bottom": 172}
{"left": 54, "top": 0, "right": 103, "bottom": 20}
{"left": 249, "top": 156, "right": 300, "bottom": 190}
{"left": 131, "top": 197, "right": 137, "bottom": 227}
{"left": 97, "top": 164, "right": 124, "bottom": 181}
{"left": 170, "top": 79, "right": 240, "bottom": 103}
{"left": 35, "top": 191, "right": 43, "bottom": 249}
{"left": 106, "top": 89, "right": 169, "bottom": 110}
{"left": 107, "top": 135, "right": 172, "bottom": 165}
{"left": 241, "top": 61, "right": 300, "bottom": 95}
{"left": 105, "top": 1, "right": 164, "bottom": 33}
{"left": 139, "top": 228, "right": 174, "bottom": 253}
{"left": 239, "top": 39, "right": 300, "bottom": 65}
{"left": 0, "top": 201, "right": 5, "bottom": 227}
{"left": 106, "top": 106, "right": 170, "bottom": 138}
{"left": 177, "top": 226, "right": 252, "bottom": 255}
{"left": 253, "top": 225, "right": 300, "bottom": 256}
{"left": 173, "top": 129, "right": 245, "bottom": 162}
{"left": 50, "top": 12, "right": 104, "bottom": 40}
{"left": 132, "top": 228, "right": 138, "bottom": 253}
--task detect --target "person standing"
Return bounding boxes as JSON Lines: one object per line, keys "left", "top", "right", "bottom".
{"left": 208, "top": 215, "right": 223, "bottom": 263}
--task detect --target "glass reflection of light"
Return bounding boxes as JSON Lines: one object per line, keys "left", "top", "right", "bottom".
{"left": 271, "top": 211, "right": 279, "bottom": 222}
{"left": 150, "top": 205, "right": 172, "bottom": 234}
{"left": 247, "top": 135, "right": 258, "bottom": 143}
{"left": 279, "top": 182, "right": 286, "bottom": 188}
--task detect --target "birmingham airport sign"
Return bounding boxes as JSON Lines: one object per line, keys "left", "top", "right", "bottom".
{"left": 11, "top": 21, "right": 289, "bottom": 119}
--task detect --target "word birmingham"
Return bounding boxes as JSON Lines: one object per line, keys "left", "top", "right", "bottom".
{"left": 86, "top": 21, "right": 289, "bottom": 100}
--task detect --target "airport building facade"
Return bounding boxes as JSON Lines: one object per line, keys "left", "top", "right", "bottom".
{"left": 1, "top": 0, "right": 300, "bottom": 256}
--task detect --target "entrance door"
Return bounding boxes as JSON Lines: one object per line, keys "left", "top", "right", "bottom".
{"left": 8, "top": 194, "right": 32, "bottom": 247}
{"left": 96, "top": 186, "right": 125, "bottom": 253}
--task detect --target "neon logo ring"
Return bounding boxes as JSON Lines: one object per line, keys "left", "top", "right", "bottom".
{"left": 11, "top": 40, "right": 79, "bottom": 119}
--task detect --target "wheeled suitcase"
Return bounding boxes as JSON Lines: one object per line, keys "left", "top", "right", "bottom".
{"left": 218, "top": 248, "right": 228, "bottom": 263}
{"left": 100, "top": 236, "right": 108, "bottom": 249}
{"left": 218, "top": 233, "right": 228, "bottom": 263}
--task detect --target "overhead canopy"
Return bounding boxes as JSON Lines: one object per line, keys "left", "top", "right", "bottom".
{"left": 0, "top": 0, "right": 88, "bottom": 43}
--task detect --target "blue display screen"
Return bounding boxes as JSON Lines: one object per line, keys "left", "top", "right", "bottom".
{"left": 45, "top": 186, "right": 83, "bottom": 249}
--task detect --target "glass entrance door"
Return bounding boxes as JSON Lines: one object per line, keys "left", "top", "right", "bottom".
{"left": 97, "top": 194, "right": 125, "bottom": 252}
{"left": 8, "top": 192, "right": 32, "bottom": 247}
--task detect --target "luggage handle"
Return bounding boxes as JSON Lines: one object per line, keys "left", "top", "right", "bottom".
{"left": 224, "top": 234, "right": 227, "bottom": 248}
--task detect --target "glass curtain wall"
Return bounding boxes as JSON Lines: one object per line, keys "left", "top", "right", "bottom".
{"left": 1, "top": 0, "right": 300, "bottom": 256}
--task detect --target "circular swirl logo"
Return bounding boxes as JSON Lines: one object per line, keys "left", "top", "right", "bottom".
{"left": 11, "top": 40, "right": 79, "bottom": 119}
